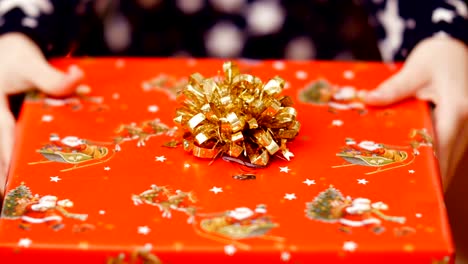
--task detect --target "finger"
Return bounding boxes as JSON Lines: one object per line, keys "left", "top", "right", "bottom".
{"left": 0, "top": 96, "right": 14, "bottom": 196}
{"left": 364, "top": 65, "right": 429, "bottom": 106}
{"left": 26, "top": 62, "right": 84, "bottom": 97}
{"left": 446, "top": 109, "right": 468, "bottom": 186}
{"left": 433, "top": 99, "right": 464, "bottom": 189}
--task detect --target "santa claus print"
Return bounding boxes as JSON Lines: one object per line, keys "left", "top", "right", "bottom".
{"left": 306, "top": 186, "right": 406, "bottom": 234}
{"left": 1, "top": 184, "right": 88, "bottom": 231}
{"left": 194, "top": 204, "right": 283, "bottom": 250}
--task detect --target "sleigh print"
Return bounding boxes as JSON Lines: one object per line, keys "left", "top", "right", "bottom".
{"left": 29, "top": 134, "right": 114, "bottom": 172}
{"left": 193, "top": 205, "right": 283, "bottom": 250}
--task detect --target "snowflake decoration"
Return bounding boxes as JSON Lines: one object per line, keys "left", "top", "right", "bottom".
{"left": 432, "top": 8, "right": 456, "bottom": 23}
{"left": 0, "top": 0, "right": 53, "bottom": 18}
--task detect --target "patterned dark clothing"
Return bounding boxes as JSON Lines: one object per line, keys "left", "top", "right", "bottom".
{"left": 0, "top": 0, "right": 466, "bottom": 62}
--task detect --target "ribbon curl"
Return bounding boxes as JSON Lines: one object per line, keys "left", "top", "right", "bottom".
{"left": 174, "top": 62, "right": 300, "bottom": 166}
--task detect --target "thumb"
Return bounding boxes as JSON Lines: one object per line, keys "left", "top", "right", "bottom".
{"left": 364, "top": 65, "right": 429, "bottom": 106}
{"left": 25, "top": 59, "right": 84, "bottom": 97}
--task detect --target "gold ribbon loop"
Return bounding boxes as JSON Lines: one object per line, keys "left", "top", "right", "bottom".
{"left": 175, "top": 62, "right": 300, "bottom": 167}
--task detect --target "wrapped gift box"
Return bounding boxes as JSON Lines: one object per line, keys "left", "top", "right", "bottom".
{"left": 0, "top": 58, "right": 453, "bottom": 263}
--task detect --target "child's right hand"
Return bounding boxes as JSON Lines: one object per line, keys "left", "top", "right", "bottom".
{"left": 0, "top": 33, "right": 83, "bottom": 198}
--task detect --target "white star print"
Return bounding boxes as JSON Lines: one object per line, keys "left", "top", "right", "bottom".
{"left": 138, "top": 226, "right": 151, "bottom": 235}
{"left": 357, "top": 179, "right": 368, "bottom": 185}
{"left": 99, "top": 210, "right": 106, "bottom": 215}
{"left": 343, "top": 70, "right": 355, "bottom": 80}
{"left": 209, "top": 186, "right": 223, "bottom": 194}
{"left": 41, "top": 115, "right": 53, "bottom": 122}
{"left": 295, "top": 70, "right": 308, "bottom": 80}
{"left": 280, "top": 251, "right": 291, "bottom": 261}
{"left": 377, "top": 0, "right": 405, "bottom": 62}
{"left": 155, "top": 156, "right": 167, "bottom": 162}
{"left": 0, "top": 0, "right": 53, "bottom": 18}
{"left": 284, "top": 193, "right": 296, "bottom": 200}
{"left": 148, "top": 105, "right": 159, "bottom": 113}
{"left": 332, "top": 120, "right": 344, "bottom": 127}
{"left": 283, "top": 150, "right": 294, "bottom": 161}
{"left": 112, "top": 93, "right": 120, "bottom": 100}
{"left": 184, "top": 163, "right": 191, "bottom": 168}
{"left": 279, "top": 166, "right": 291, "bottom": 173}
{"left": 18, "top": 238, "right": 32, "bottom": 248}
{"left": 104, "top": 166, "right": 111, "bottom": 171}
{"left": 432, "top": 8, "right": 456, "bottom": 23}
{"left": 343, "top": 241, "right": 358, "bottom": 252}
{"left": 224, "top": 244, "right": 236, "bottom": 256}
{"left": 50, "top": 176, "right": 61, "bottom": 182}
{"left": 303, "top": 179, "right": 316, "bottom": 186}
{"left": 273, "top": 61, "right": 285, "bottom": 70}
{"left": 447, "top": 0, "right": 468, "bottom": 18}
{"left": 408, "top": 170, "right": 415, "bottom": 174}
{"left": 415, "top": 213, "right": 422, "bottom": 218}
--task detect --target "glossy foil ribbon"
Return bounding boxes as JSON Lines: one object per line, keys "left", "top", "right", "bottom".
{"left": 174, "top": 62, "right": 300, "bottom": 166}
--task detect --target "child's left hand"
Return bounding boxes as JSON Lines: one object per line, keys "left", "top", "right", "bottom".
{"left": 365, "top": 35, "right": 468, "bottom": 190}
